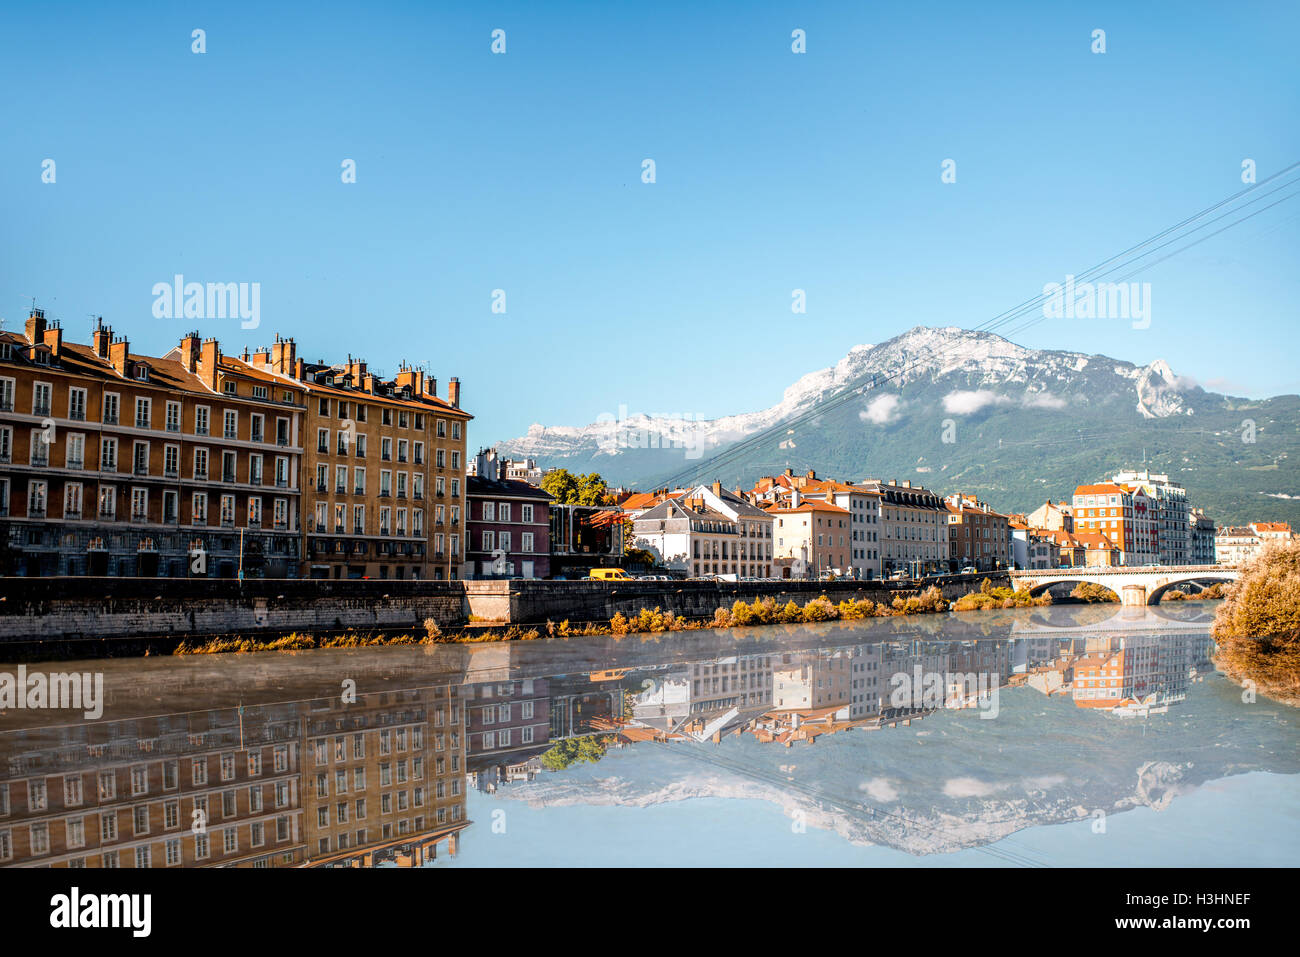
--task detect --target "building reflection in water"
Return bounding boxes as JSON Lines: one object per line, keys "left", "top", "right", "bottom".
{"left": 0, "top": 608, "right": 1220, "bottom": 867}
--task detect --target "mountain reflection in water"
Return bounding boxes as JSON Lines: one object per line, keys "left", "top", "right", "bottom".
{"left": 1, "top": 603, "right": 1295, "bottom": 868}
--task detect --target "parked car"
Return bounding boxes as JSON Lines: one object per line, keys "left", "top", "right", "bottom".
{"left": 589, "top": 568, "right": 632, "bottom": 581}
{"left": 960, "top": 566, "right": 978, "bottom": 574}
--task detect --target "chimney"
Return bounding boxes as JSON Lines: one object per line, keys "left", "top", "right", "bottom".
{"left": 180, "top": 332, "right": 202, "bottom": 373}
{"left": 427, "top": 376, "right": 437, "bottom": 397}
{"left": 271, "top": 335, "right": 297, "bottom": 375}
{"left": 294, "top": 357, "right": 305, "bottom": 380}
{"left": 109, "top": 336, "right": 131, "bottom": 377}
{"left": 395, "top": 364, "right": 419, "bottom": 394}
{"left": 250, "top": 347, "right": 271, "bottom": 369}
{"left": 92, "top": 318, "right": 112, "bottom": 358}
{"left": 24, "top": 307, "right": 46, "bottom": 345}
{"left": 448, "top": 377, "right": 461, "bottom": 408}
{"left": 711, "top": 480, "right": 722, "bottom": 498}
{"left": 362, "top": 373, "right": 377, "bottom": 394}
{"left": 791, "top": 488, "right": 802, "bottom": 508}
{"left": 198, "top": 337, "right": 221, "bottom": 391}
{"left": 42, "top": 322, "right": 63, "bottom": 360}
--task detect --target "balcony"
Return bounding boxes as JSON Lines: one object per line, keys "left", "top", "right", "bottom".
{"left": 69, "top": 410, "right": 86, "bottom": 422}
{"left": 135, "top": 465, "right": 150, "bottom": 476}
{"left": 34, "top": 404, "right": 51, "bottom": 417}
{"left": 29, "top": 505, "right": 47, "bottom": 518}
{"left": 65, "top": 508, "right": 81, "bottom": 519}
{"left": 67, "top": 457, "right": 84, "bottom": 470}
{"left": 196, "top": 425, "right": 209, "bottom": 436}
{"left": 277, "top": 437, "right": 289, "bottom": 447}
{"left": 103, "top": 414, "right": 119, "bottom": 425}
{"left": 414, "top": 491, "right": 423, "bottom": 500}
{"left": 316, "top": 481, "right": 327, "bottom": 492}
{"left": 164, "top": 468, "right": 179, "bottom": 479}
{"left": 379, "top": 490, "right": 391, "bottom": 498}
{"left": 317, "top": 443, "right": 329, "bottom": 454}
{"left": 248, "top": 518, "right": 262, "bottom": 528}
{"left": 31, "top": 453, "right": 50, "bottom": 468}
{"left": 334, "top": 524, "right": 345, "bottom": 534}
{"left": 251, "top": 474, "right": 263, "bottom": 486}
{"left": 136, "top": 418, "right": 151, "bottom": 430}
{"left": 335, "top": 484, "right": 346, "bottom": 495}
{"left": 354, "top": 486, "right": 365, "bottom": 495}
{"left": 353, "top": 524, "right": 364, "bottom": 535}
{"left": 274, "top": 520, "right": 288, "bottom": 530}
{"left": 314, "top": 522, "right": 326, "bottom": 533}
{"left": 194, "top": 470, "right": 208, "bottom": 481}
{"left": 380, "top": 527, "right": 391, "bottom": 537}
{"left": 275, "top": 478, "right": 288, "bottom": 488}
{"left": 222, "top": 472, "right": 236, "bottom": 483}
{"left": 251, "top": 431, "right": 264, "bottom": 444}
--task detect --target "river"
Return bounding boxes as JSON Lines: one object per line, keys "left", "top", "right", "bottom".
{"left": 1, "top": 601, "right": 1295, "bottom": 868}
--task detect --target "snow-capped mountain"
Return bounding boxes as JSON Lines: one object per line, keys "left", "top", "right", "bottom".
{"left": 493, "top": 325, "right": 1298, "bottom": 525}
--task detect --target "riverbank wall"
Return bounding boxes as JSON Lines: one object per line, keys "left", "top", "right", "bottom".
{"left": 0, "top": 573, "right": 1009, "bottom": 647}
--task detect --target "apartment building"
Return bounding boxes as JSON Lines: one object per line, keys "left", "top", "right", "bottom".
{"left": 767, "top": 495, "right": 851, "bottom": 579}
{"left": 1071, "top": 482, "right": 1158, "bottom": 565}
{"left": 1111, "top": 469, "right": 1190, "bottom": 565}
{"left": 1, "top": 312, "right": 305, "bottom": 578}
{"left": 464, "top": 679, "right": 551, "bottom": 768}
{"left": 465, "top": 455, "right": 553, "bottom": 579}
{"left": 797, "top": 479, "right": 882, "bottom": 579}
{"left": 630, "top": 482, "right": 773, "bottom": 578}
{"left": 944, "top": 493, "right": 1012, "bottom": 571}
{"left": 1026, "top": 500, "right": 1074, "bottom": 533}
{"left": 859, "top": 479, "right": 949, "bottom": 576}
{"left": 275, "top": 346, "right": 471, "bottom": 581}
{"left": 1190, "top": 509, "right": 1216, "bottom": 564}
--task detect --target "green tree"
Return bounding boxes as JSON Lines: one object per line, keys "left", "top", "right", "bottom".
{"left": 541, "top": 469, "right": 579, "bottom": 504}
{"left": 542, "top": 469, "right": 610, "bottom": 506}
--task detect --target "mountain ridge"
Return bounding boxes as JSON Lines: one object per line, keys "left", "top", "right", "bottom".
{"left": 495, "top": 326, "right": 1298, "bottom": 526}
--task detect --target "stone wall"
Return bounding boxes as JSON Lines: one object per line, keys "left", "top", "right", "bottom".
{"left": 0, "top": 578, "right": 466, "bottom": 645}
{"left": 0, "top": 573, "right": 1008, "bottom": 647}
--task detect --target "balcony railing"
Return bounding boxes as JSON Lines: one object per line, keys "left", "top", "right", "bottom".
{"left": 69, "top": 410, "right": 86, "bottom": 422}
{"left": 67, "top": 457, "right": 84, "bottom": 470}
{"left": 353, "top": 524, "right": 364, "bottom": 535}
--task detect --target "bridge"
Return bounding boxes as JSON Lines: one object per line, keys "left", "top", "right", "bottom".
{"left": 1009, "top": 564, "right": 1239, "bottom": 606}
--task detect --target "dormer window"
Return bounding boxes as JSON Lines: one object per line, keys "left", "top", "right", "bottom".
{"left": 0, "top": 343, "right": 11, "bottom": 360}
{"left": 34, "top": 350, "right": 49, "bottom": 365}
{"left": 134, "top": 364, "right": 149, "bottom": 381}
{"left": 223, "top": 380, "right": 236, "bottom": 395}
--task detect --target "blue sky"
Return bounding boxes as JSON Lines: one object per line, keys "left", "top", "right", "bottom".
{"left": 3, "top": 0, "right": 1297, "bottom": 445}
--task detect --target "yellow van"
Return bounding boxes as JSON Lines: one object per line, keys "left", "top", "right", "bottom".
{"left": 589, "top": 568, "right": 632, "bottom": 581}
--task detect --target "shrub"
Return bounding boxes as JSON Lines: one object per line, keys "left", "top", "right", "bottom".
{"left": 1212, "top": 543, "right": 1299, "bottom": 706}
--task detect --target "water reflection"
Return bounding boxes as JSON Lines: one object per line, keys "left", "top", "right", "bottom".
{"left": 1, "top": 603, "right": 1295, "bottom": 867}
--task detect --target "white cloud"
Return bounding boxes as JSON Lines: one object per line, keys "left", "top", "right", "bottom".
{"left": 859, "top": 778, "right": 900, "bottom": 802}
{"left": 942, "top": 390, "right": 1008, "bottom": 415}
{"left": 860, "top": 394, "right": 901, "bottom": 425}
{"left": 942, "top": 777, "right": 1002, "bottom": 798}
{"left": 1021, "top": 391, "right": 1066, "bottom": 410}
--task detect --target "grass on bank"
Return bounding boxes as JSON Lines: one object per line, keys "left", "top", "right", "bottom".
{"left": 173, "top": 585, "right": 959, "bottom": 654}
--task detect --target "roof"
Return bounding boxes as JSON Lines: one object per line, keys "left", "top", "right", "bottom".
{"left": 466, "top": 475, "right": 553, "bottom": 501}
{"left": 1073, "top": 483, "right": 1128, "bottom": 496}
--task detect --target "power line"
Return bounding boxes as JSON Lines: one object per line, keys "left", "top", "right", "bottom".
{"left": 655, "top": 164, "right": 1300, "bottom": 489}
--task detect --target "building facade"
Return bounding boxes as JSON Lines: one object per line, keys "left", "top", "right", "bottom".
{"left": 859, "top": 479, "right": 948, "bottom": 575}
{"left": 944, "top": 493, "right": 1012, "bottom": 571}
{"left": 464, "top": 464, "right": 553, "bottom": 579}
{"left": 2, "top": 312, "right": 306, "bottom": 578}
